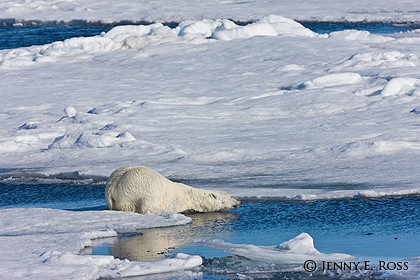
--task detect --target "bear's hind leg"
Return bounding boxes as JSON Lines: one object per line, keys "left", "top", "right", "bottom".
{"left": 114, "top": 201, "right": 137, "bottom": 212}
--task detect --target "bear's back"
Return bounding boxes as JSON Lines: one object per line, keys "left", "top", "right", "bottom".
{"left": 115, "top": 166, "right": 171, "bottom": 191}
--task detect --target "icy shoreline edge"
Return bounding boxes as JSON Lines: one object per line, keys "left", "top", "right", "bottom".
{"left": 1, "top": 170, "right": 419, "bottom": 202}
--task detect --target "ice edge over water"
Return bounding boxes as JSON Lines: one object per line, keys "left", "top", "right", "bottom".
{"left": 0, "top": 15, "right": 315, "bottom": 66}
{"left": 2, "top": 173, "right": 419, "bottom": 201}
{"left": 0, "top": 208, "right": 202, "bottom": 279}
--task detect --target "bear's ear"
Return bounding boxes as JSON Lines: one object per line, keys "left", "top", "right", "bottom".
{"left": 210, "top": 193, "right": 217, "bottom": 199}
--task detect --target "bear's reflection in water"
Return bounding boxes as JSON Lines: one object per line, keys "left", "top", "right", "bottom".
{"left": 111, "top": 211, "right": 238, "bottom": 261}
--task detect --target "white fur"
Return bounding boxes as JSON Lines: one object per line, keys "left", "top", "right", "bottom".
{"left": 105, "top": 166, "right": 241, "bottom": 214}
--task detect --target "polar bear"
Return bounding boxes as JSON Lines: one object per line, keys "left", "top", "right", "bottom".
{"left": 105, "top": 166, "right": 240, "bottom": 214}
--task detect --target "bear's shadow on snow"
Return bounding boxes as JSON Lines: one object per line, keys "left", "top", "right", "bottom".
{"left": 109, "top": 211, "right": 239, "bottom": 262}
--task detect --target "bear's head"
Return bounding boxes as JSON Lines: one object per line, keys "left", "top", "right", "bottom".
{"left": 207, "top": 190, "right": 241, "bottom": 212}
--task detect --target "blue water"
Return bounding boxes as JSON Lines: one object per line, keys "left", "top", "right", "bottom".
{"left": 0, "top": 182, "right": 106, "bottom": 210}
{"left": 299, "top": 21, "right": 417, "bottom": 34}
{"left": 0, "top": 25, "right": 113, "bottom": 50}
{"left": 0, "top": 21, "right": 416, "bottom": 50}
{"left": 103, "top": 197, "right": 420, "bottom": 259}
{"left": 0, "top": 182, "right": 418, "bottom": 279}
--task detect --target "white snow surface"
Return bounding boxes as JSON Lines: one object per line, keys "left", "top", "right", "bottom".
{"left": 0, "top": 0, "right": 420, "bottom": 23}
{"left": 197, "top": 232, "right": 354, "bottom": 264}
{"left": 0, "top": 208, "right": 201, "bottom": 279}
{"left": 1, "top": 16, "right": 419, "bottom": 200}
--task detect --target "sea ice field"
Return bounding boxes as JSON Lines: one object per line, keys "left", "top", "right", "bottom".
{"left": 0, "top": 0, "right": 419, "bottom": 279}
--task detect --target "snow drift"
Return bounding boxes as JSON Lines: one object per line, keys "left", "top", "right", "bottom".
{"left": 0, "top": 16, "right": 316, "bottom": 67}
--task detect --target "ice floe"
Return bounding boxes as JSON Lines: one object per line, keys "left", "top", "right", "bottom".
{"left": 197, "top": 233, "right": 353, "bottom": 264}
{"left": 0, "top": 208, "right": 200, "bottom": 279}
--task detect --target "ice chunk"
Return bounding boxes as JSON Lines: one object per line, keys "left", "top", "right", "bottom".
{"left": 178, "top": 19, "right": 223, "bottom": 39}
{"left": 275, "top": 232, "right": 319, "bottom": 254}
{"left": 39, "top": 36, "right": 119, "bottom": 57}
{"left": 334, "top": 51, "right": 418, "bottom": 71}
{"left": 75, "top": 131, "right": 136, "bottom": 148}
{"left": 301, "top": 73, "right": 364, "bottom": 89}
{"left": 197, "top": 232, "right": 353, "bottom": 264}
{"left": 212, "top": 16, "right": 315, "bottom": 41}
{"left": 63, "top": 106, "right": 77, "bottom": 118}
{"left": 329, "top": 30, "right": 394, "bottom": 43}
{"left": 103, "top": 24, "right": 174, "bottom": 43}
{"left": 381, "top": 77, "right": 420, "bottom": 96}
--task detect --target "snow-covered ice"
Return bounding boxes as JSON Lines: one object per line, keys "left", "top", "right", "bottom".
{"left": 0, "top": 2, "right": 420, "bottom": 278}
{"left": 0, "top": 15, "right": 419, "bottom": 201}
{"left": 0, "top": 208, "right": 201, "bottom": 279}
